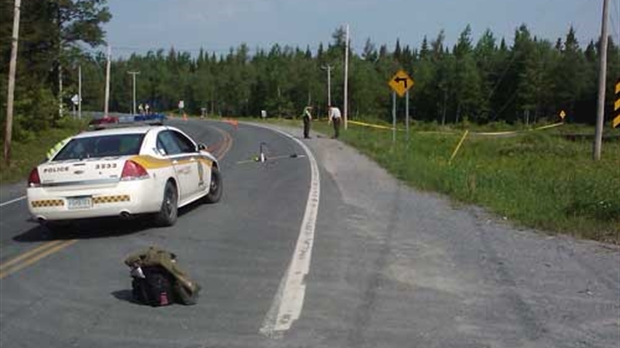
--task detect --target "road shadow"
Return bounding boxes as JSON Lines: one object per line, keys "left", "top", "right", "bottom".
{"left": 13, "top": 218, "right": 153, "bottom": 242}
{"left": 111, "top": 289, "right": 185, "bottom": 307}
{"left": 111, "top": 290, "right": 142, "bottom": 305}
{"left": 13, "top": 199, "right": 208, "bottom": 243}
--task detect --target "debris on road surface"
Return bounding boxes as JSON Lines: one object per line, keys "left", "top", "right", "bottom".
{"left": 124, "top": 246, "right": 201, "bottom": 306}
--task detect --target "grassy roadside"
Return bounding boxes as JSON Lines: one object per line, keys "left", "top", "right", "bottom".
{"left": 254, "top": 117, "right": 619, "bottom": 243}
{"left": 0, "top": 120, "right": 86, "bottom": 184}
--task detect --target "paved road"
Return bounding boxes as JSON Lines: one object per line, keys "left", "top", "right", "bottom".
{"left": 0, "top": 119, "right": 618, "bottom": 348}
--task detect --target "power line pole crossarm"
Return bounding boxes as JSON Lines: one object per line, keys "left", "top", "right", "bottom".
{"left": 4, "top": 0, "right": 22, "bottom": 166}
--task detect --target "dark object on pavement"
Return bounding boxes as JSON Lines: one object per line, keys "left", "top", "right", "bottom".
{"left": 125, "top": 246, "right": 201, "bottom": 306}
{"left": 131, "top": 266, "right": 174, "bottom": 306}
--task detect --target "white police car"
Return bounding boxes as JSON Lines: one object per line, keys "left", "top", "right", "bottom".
{"left": 27, "top": 125, "right": 222, "bottom": 228}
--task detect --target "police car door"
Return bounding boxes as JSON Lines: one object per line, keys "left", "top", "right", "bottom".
{"left": 156, "top": 130, "right": 201, "bottom": 202}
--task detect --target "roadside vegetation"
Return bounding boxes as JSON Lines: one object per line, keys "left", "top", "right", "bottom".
{"left": 0, "top": 118, "right": 86, "bottom": 184}
{"left": 266, "top": 118, "right": 619, "bottom": 243}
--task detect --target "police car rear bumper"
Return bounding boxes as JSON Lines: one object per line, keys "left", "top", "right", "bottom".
{"left": 27, "top": 179, "right": 164, "bottom": 221}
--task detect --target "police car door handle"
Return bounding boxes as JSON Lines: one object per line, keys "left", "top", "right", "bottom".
{"left": 189, "top": 157, "right": 196, "bottom": 162}
{"left": 172, "top": 160, "right": 179, "bottom": 164}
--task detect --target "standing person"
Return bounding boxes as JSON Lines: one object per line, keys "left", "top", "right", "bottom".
{"left": 328, "top": 105, "right": 342, "bottom": 139}
{"left": 138, "top": 103, "right": 144, "bottom": 115}
{"left": 145, "top": 103, "right": 150, "bottom": 114}
{"left": 302, "top": 106, "right": 313, "bottom": 139}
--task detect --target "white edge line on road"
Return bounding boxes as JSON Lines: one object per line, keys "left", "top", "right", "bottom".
{"left": 247, "top": 123, "right": 320, "bottom": 338}
{"left": 0, "top": 195, "right": 26, "bottom": 208}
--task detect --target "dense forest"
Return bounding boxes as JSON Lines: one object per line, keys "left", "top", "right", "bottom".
{"left": 2, "top": 0, "right": 620, "bottom": 142}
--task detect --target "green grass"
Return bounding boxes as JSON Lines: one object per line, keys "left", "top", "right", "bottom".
{"left": 0, "top": 120, "right": 86, "bottom": 184}
{"left": 252, "top": 117, "right": 619, "bottom": 243}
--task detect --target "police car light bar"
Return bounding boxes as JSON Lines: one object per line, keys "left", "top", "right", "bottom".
{"left": 88, "top": 114, "right": 167, "bottom": 130}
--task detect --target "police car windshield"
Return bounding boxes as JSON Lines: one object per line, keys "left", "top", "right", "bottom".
{"left": 53, "top": 134, "right": 145, "bottom": 161}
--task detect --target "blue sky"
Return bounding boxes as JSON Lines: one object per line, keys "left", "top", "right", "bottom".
{"left": 104, "top": 0, "right": 620, "bottom": 56}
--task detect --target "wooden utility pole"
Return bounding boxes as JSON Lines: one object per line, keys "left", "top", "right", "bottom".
{"left": 104, "top": 45, "right": 111, "bottom": 116}
{"left": 593, "top": 0, "right": 609, "bottom": 160}
{"left": 128, "top": 71, "right": 140, "bottom": 114}
{"left": 343, "top": 23, "right": 350, "bottom": 130}
{"left": 4, "top": 0, "right": 22, "bottom": 165}
{"left": 59, "top": 61, "right": 63, "bottom": 118}
{"left": 78, "top": 65, "right": 82, "bottom": 119}
{"left": 321, "top": 64, "right": 332, "bottom": 107}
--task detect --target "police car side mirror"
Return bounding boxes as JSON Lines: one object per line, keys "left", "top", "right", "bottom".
{"left": 197, "top": 143, "right": 208, "bottom": 151}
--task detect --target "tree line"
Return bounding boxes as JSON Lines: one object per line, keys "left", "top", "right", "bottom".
{"left": 102, "top": 26, "right": 620, "bottom": 126}
{"left": 2, "top": 1, "right": 620, "bottom": 143}
{"left": 1, "top": 0, "right": 110, "bottom": 141}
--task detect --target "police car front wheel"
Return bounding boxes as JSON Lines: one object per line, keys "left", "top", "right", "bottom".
{"left": 155, "top": 181, "right": 178, "bottom": 227}
{"left": 203, "top": 167, "right": 222, "bottom": 204}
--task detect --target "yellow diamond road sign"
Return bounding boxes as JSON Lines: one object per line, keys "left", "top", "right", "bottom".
{"left": 559, "top": 110, "right": 566, "bottom": 120}
{"left": 388, "top": 70, "right": 414, "bottom": 97}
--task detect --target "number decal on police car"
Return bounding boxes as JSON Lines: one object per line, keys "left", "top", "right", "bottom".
{"left": 96, "top": 163, "right": 117, "bottom": 170}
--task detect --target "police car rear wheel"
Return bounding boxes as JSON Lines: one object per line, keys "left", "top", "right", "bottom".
{"left": 155, "top": 181, "right": 178, "bottom": 227}
{"left": 204, "top": 167, "right": 222, "bottom": 204}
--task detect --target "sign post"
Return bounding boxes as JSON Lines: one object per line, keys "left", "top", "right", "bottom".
{"left": 406, "top": 90, "right": 410, "bottom": 143}
{"left": 388, "top": 70, "right": 415, "bottom": 145}
{"left": 392, "top": 91, "right": 396, "bottom": 143}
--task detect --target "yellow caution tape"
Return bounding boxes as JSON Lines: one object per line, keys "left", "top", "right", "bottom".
{"left": 348, "top": 120, "right": 565, "bottom": 137}
{"left": 348, "top": 120, "right": 403, "bottom": 131}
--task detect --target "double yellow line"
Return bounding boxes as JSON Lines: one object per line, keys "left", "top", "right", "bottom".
{"left": 209, "top": 126, "right": 234, "bottom": 161}
{"left": 216, "top": 128, "right": 233, "bottom": 160}
{"left": 0, "top": 239, "right": 77, "bottom": 279}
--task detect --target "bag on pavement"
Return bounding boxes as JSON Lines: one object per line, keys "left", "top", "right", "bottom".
{"left": 131, "top": 265, "right": 174, "bottom": 307}
{"left": 125, "top": 246, "right": 201, "bottom": 306}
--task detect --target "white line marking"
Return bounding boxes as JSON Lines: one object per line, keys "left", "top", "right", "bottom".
{"left": 0, "top": 195, "right": 26, "bottom": 208}
{"left": 248, "top": 123, "right": 320, "bottom": 338}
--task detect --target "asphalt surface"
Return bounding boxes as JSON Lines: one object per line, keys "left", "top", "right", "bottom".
{"left": 0, "top": 119, "right": 618, "bottom": 348}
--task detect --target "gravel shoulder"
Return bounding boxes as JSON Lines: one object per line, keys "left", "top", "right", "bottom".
{"left": 265, "top": 123, "right": 620, "bottom": 348}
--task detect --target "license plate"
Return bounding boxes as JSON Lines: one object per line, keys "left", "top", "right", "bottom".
{"left": 67, "top": 197, "right": 92, "bottom": 210}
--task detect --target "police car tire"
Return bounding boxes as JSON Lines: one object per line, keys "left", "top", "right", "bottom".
{"left": 204, "top": 167, "right": 222, "bottom": 204}
{"left": 155, "top": 181, "right": 178, "bottom": 227}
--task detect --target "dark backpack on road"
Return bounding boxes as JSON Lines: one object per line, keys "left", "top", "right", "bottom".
{"left": 125, "top": 247, "right": 201, "bottom": 306}
{"left": 131, "top": 266, "right": 174, "bottom": 307}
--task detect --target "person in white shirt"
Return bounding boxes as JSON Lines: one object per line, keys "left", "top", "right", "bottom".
{"left": 302, "top": 106, "right": 313, "bottom": 139}
{"left": 328, "top": 105, "right": 342, "bottom": 138}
